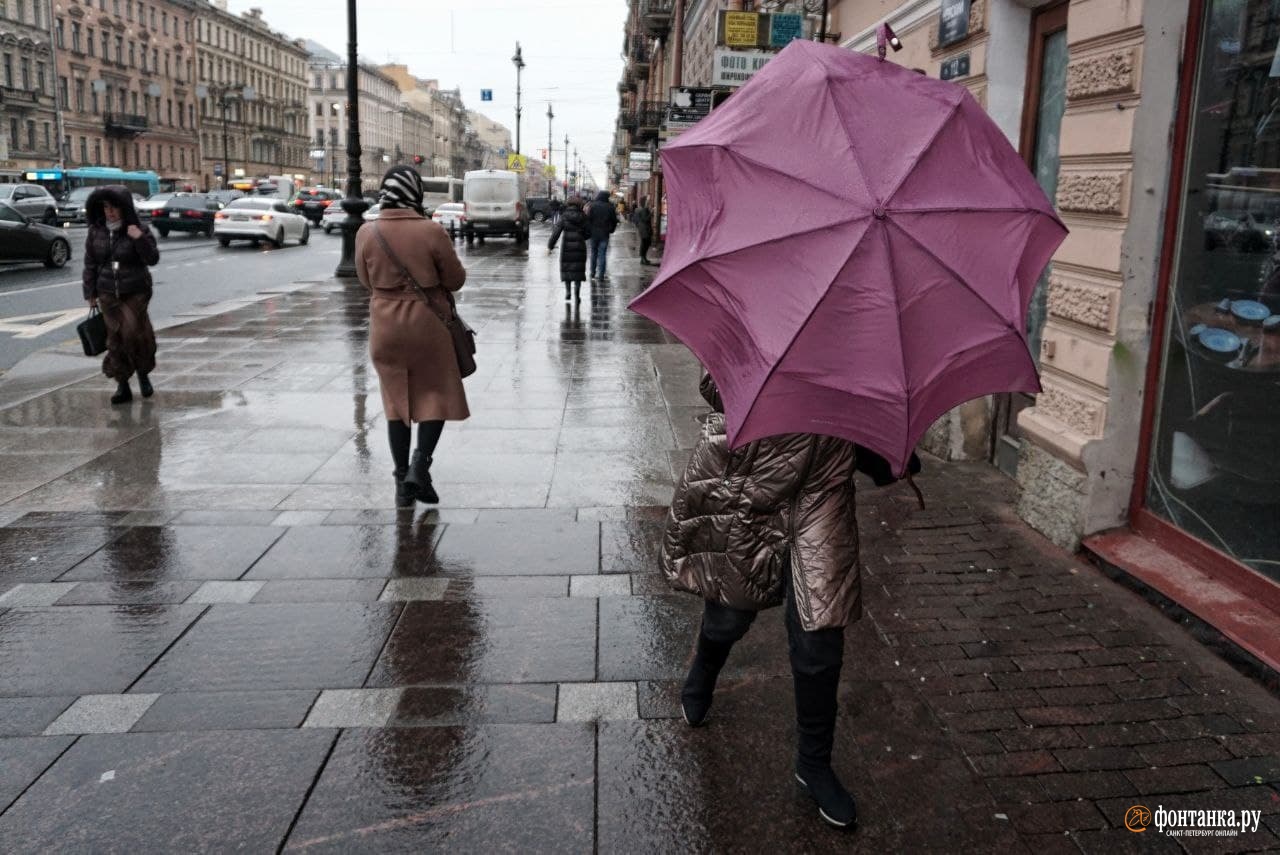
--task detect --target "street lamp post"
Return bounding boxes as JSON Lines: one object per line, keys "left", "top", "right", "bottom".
{"left": 198, "top": 83, "right": 254, "bottom": 189}
{"left": 546, "top": 103, "right": 554, "bottom": 198}
{"left": 335, "top": 0, "right": 368, "bottom": 279}
{"left": 564, "top": 133, "right": 569, "bottom": 199}
{"left": 512, "top": 43, "right": 525, "bottom": 157}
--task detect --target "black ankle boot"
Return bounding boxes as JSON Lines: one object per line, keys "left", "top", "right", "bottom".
{"left": 564, "top": 284, "right": 572, "bottom": 302}
{"left": 138, "top": 373, "right": 154, "bottom": 398}
{"left": 793, "top": 674, "right": 857, "bottom": 829}
{"left": 404, "top": 450, "right": 438, "bottom": 504}
{"left": 680, "top": 632, "right": 734, "bottom": 727}
{"left": 394, "top": 468, "right": 416, "bottom": 508}
{"left": 110, "top": 381, "right": 132, "bottom": 405}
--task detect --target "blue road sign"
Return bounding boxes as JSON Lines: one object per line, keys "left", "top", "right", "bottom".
{"left": 213, "top": 163, "right": 224, "bottom": 176}
{"left": 497, "top": 147, "right": 507, "bottom": 158}
{"left": 481, "top": 89, "right": 493, "bottom": 101}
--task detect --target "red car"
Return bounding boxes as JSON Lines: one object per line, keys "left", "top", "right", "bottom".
{"left": 291, "top": 187, "right": 342, "bottom": 224}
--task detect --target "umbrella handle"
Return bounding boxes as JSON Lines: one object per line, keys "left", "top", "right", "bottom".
{"left": 876, "top": 23, "right": 902, "bottom": 61}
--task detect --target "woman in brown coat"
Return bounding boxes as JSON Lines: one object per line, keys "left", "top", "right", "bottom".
{"left": 662, "top": 373, "right": 860, "bottom": 829}
{"left": 355, "top": 166, "right": 468, "bottom": 507}
{"left": 82, "top": 186, "right": 160, "bottom": 404}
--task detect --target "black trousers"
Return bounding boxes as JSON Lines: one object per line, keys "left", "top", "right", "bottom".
{"left": 640, "top": 236, "right": 652, "bottom": 262}
{"left": 701, "top": 565, "right": 844, "bottom": 680}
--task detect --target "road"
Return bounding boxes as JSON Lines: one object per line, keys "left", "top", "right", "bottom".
{"left": 0, "top": 225, "right": 343, "bottom": 373}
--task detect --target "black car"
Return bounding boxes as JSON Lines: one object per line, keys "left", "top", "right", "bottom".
{"left": 155, "top": 194, "right": 223, "bottom": 238}
{"left": 0, "top": 201, "right": 72, "bottom": 268}
{"left": 526, "top": 196, "right": 554, "bottom": 222}
{"left": 290, "top": 187, "right": 342, "bottom": 224}
{"left": 56, "top": 186, "right": 97, "bottom": 224}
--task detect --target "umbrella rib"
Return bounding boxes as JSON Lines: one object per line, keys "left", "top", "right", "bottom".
{"left": 883, "top": 217, "right": 1021, "bottom": 331}
{"left": 878, "top": 218, "right": 913, "bottom": 469}
{"left": 652, "top": 215, "right": 873, "bottom": 286}
{"left": 821, "top": 83, "right": 876, "bottom": 203}
{"left": 671, "top": 144, "right": 861, "bottom": 207}
{"left": 888, "top": 205, "right": 1054, "bottom": 216}
{"left": 881, "top": 98, "right": 964, "bottom": 209}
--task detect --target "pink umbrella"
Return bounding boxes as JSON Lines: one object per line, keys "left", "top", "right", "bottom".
{"left": 629, "top": 39, "right": 1067, "bottom": 476}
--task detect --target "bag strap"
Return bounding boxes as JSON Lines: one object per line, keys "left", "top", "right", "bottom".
{"left": 369, "top": 224, "right": 454, "bottom": 326}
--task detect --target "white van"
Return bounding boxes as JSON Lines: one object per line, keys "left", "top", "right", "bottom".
{"left": 462, "top": 169, "right": 529, "bottom": 244}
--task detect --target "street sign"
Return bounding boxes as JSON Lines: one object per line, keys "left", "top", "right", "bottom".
{"left": 721, "top": 11, "right": 762, "bottom": 47}
{"left": 309, "top": 149, "right": 325, "bottom": 159}
{"left": 940, "top": 53, "right": 971, "bottom": 81}
{"left": 543, "top": 164, "right": 557, "bottom": 179}
{"left": 769, "top": 13, "right": 804, "bottom": 47}
{"left": 938, "top": 0, "right": 972, "bottom": 48}
{"left": 628, "top": 150, "right": 652, "bottom": 182}
{"left": 213, "top": 163, "right": 224, "bottom": 176}
{"left": 712, "top": 48, "right": 775, "bottom": 87}
{"left": 507, "top": 153, "right": 528, "bottom": 173}
{"left": 481, "top": 89, "right": 493, "bottom": 101}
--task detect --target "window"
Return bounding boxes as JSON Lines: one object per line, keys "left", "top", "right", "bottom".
{"left": 162, "top": 11, "right": 167, "bottom": 34}
{"left": 26, "top": 120, "right": 35, "bottom": 150}
{"left": 150, "top": 7, "right": 155, "bottom": 28}
{"left": 126, "top": 0, "right": 131, "bottom": 20}
{"left": 0, "top": 204, "right": 24, "bottom": 224}
{"left": 36, "top": 61, "right": 44, "bottom": 93}
{"left": 128, "top": 42, "right": 135, "bottom": 67}
{"left": 315, "top": 102, "right": 321, "bottom": 117}
{"left": 43, "top": 122, "right": 49, "bottom": 150}
{"left": 19, "top": 58, "right": 28, "bottom": 89}
{"left": 2, "top": 54, "right": 10, "bottom": 87}
{"left": 74, "top": 78, "right": 84, "bottom": 112}
{"left": 166, "top": 99, "right": 172, "bottom": 125}
{"left": 101, "top": 32, "right": 109, "bottom": 59}
{"left": 153, "top": 49, "right": 158, "bottom": 72}
{"left": 56, "top": 19, "right": 65, "bottom": 49}
{"left": 8, "top": 120, "right": 16, "bottom": 153}
{"left": 114, "top": 35, "right": 123, "bottom": 64}
{"left": 58, "top": 77, "right": 67, "bottom": 109}
{"left": 145, "top": 144, "right": 151, "bottom": 167}
{"left": 80, "top": 136, "right": 88, "bottom": 164}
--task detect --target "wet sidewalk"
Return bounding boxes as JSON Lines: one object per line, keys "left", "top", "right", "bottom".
{"left": 0, "top": 228, "right": 1278, "bottom": 852}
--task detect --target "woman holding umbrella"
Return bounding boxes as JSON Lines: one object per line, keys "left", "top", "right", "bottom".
{"left": 82, "top": 186, "right": 160, "bottom": 405}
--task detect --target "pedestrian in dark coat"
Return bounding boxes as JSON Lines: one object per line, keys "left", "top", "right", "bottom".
{"left": 356, "top": 165, "right": 469, "bottom": 508}
{"left": 548, "top": 196, "right": 590, "bottom": 302}
{"left": 82, "top": 185, "right": 160, "bottom": 405}
{"left": 635, "top": 197, "right": 654, "bottom": 265}
{"left": 585, "top": 190, "right": 618, "bottom": 280}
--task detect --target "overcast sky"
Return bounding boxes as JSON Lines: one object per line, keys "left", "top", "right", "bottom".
{"left": 225, "top": 0, "right": 628, "bottom": 184}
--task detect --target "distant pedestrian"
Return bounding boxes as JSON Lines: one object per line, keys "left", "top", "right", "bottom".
{"left": 82, "top": 186, "right": 160, "bottom": 405}
{"left": 548, "top": 195, "right": 590, "bottom": 303}
{"left": 356, "top": 165, "right": 469, "bottom": 508}
{"left": 586, "top": 189, "right": 618, "bottom": 281}
{"left": 550, "top": 197, "right": 564, "bottom": 225}
{"left": 661, "top": 372, "right": 860, "bottom": 830}
{"left": 635, "top": 197, "right": 654, "bottom": 265}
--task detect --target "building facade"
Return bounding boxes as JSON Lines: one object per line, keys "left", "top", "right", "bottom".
{"left": 193, "top": 1, "right": 308, "bottom": 190}
{"left": 50, "top": 0, "right": 201, "bottom": 184}
{"left": 0, "top": 0, "right": 60, "bottom": 175}
{"left": 307, "top": 55, "right": 401, "bottom": 190}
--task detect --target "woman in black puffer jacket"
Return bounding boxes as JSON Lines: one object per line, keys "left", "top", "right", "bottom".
{"left": 82, "top": 186, "right": 160, "bottom": 404}
{"left": 548, "top": 195, "right": 590, "bottom": 303}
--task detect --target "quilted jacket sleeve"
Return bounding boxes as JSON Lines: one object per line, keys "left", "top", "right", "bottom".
{"left": 790, "top": 437, "right": 860, "bottom": 630}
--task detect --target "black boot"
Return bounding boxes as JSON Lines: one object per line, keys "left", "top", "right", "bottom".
{"left": 680, "top": 632, "right": 734, "bottom": 727}
{"left": 404, "top": 450, "right": 438, "bottom": 504}
{"left": 564, "top": 283, "right": 572, "bottom": 302}
{"left": 138, "top": 373, "right": 154, "bottom": 398}
{"left": 394, "top": 468, "right": 415, "bottom": 508}
{"left": 573, "top": 282, "right": 581, "bottom": 303}
{"left": 110, "top": 380, "right": 132, "bottom": 405}
{"left": 793, "top": 674, "right": 857, "bottom": 829}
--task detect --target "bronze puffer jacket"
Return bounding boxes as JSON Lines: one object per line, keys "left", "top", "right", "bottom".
{"left": 661, "top": 375, "right": 861, "bottom": 631}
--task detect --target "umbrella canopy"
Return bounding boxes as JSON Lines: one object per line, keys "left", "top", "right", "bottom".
{"left": 629, "top": 40, "right": 1067, "bottom": 476}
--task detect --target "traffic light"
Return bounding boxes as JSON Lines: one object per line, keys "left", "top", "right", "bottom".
{"left": 413, "top": 155, "right": 424, "bottom": 165}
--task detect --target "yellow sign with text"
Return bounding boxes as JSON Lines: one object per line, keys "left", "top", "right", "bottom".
{"left": 723, "top": 11, "right": 760, "bottom": 47}
{"left": 507, "top": 153, "right": 528, "bottom": 173}
{"left": 542, "top": 163, "right": 557, "bottom": 179}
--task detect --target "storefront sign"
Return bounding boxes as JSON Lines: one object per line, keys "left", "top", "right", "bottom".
{"left": 938, "top": 0, "right": 971, "bottom": 48}
{"left": 940, "top": 53, "right": 971, "bottom": 81}
{"left": 628, "top": 150, "right": 652, "bottom": 182}
{"left": 663, "top": 86, "right": 715, "bottom": 139}
{"left": 712, "top": 48, "right": 774, "bottom": 88}
{"left": 721, "top": 11, "right": 762, "bottom": 48}
{"left": 769, "top": 13, "right": 804, "bottom": 47}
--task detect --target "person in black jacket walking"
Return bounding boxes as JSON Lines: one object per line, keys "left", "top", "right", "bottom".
{"left": 585, "top": 190, "right": 618, "bottom": 281}
{"left": 548, "top": 196, "right": 590, "bottom": 302}
{"left": 635, "top": 197, "right": 654, "bottom": 265}
{"left": 82, "top": 186, "right": 160, "bottom": 404}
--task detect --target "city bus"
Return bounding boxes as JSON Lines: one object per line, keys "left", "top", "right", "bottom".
{"left": 16, "top": 167, "right": 161, "bottom": 199}
{"left": 422, "top": 176, "right": 462, "bottom": 214}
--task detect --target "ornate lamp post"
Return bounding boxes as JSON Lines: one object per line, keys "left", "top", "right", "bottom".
{"left": 197, "top": 83, "right": 255, "bottom": 189}
{"left": 512, "top": 43, "right": 525, "bottom": 157}
{"left": 564, "top": 133, "right": 569, "bottom": 199}
{"left": 546, "top": 103, "right": 554, "bottom": 198}
{"left": 335, "top": 0, "right": 368, "bottom": 279}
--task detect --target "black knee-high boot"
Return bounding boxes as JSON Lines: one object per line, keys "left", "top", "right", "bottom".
{"left": 793, "top": 671, "right": 857, "bottom": 828}
{"left": 388, "top": 420, "right": 414, "bottom": 508}
{"left": 681, "top": 631, "right": 735, "bottom": 727}
{"left": 405, "top": 420, "right": 444, "bottom": 505}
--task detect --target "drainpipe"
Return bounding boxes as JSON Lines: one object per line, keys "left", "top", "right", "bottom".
{"left": 672, "top": 0, "right": 685, "bottom": 87}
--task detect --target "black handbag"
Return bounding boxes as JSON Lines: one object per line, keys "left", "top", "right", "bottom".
{"left": 370, "top": 224, "right": 477, "bottom": 378}
{"left": 77, "top": 307, "right": 108, "bottom": 357}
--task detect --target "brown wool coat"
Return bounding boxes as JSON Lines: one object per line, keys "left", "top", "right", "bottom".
{"left": 661, "top": 375, "right": 861, "bottom": 631}
{"left": 355, "top": 208, "right": 469, "bottom": 423}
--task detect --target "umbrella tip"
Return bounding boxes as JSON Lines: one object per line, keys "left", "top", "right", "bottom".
{"left": 876, "top": 23, "right": 902, "bottom": 61}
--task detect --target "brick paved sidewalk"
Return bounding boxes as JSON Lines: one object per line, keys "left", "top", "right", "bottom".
{"left": 0, "top": 236, "right": 1276, "bottom": 852}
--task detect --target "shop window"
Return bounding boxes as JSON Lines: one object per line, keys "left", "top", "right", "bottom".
{"left": 1146, "top": 0, "right": 1280, "bottom": 577}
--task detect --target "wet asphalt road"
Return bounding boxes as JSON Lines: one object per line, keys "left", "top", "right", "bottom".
{"left": 1, "top": 225, "right": 1279, "bottom": 851}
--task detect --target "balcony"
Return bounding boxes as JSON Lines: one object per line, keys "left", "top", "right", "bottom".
{"left": 0, "top": 86, "right": 39, "bottom": 110}
{"left": 104, "top": 112, "right": 149, "bottom": 136}
{"left": 634, "top": 101, "right": 664, "bottom": 141}
{"left": 641, "top": 0, "right": 674, "bottom": 38}
{"left": 619, "top": 110, "right": 638, "bottom": 134}
{"left": 631, "top": 44, "right": 650, "bottom": 80}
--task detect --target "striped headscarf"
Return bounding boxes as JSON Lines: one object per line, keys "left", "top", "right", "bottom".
{"left": 378, "top": 165, "right": 425, "bottom": 215}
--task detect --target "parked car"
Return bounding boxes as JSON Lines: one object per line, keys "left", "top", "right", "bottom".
{"left": 156, "top": 194, "right": 223, "bottom": 238}
{"left": 0, "top": 183, "right": 58, "bottom": 225}
{"left": 525, "top": 196, "right": 554, "bottom": 222}
{"left": 0, "top": 201, "right": 72, "bottom": 268}
{"left": 290, "top": 187, "right": 342, "bottom": 224}
{"left": 462, "top": 169, "right": 529, "bottom": 244}
{"left": 431, "top": 202, "right": 465, "bottom": 237}
{"left": 321, "top": 202, "right": 348, "bottom": 234}
{"left": 362, "top": 203, "right": 382, "bottom": 222}
{"left": 56, "top": 186, "right": 95, "bottom": 224}
{"left": 136, "top": 191, "right": 198, "bottom": 224}
{"left": 214, "top": 197, "right": 310, "bottom": 248}
{"left": 207, "top": 189, "right": 246, "bottom": 207}
{"left": 1203, "top": 210, "right": 1277, "bottom": 252}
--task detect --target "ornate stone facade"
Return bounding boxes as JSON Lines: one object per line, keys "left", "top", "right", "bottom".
{"left": 1056, "top": 172, "right": 1125, "bottom": 216}
{"left": 0, "top": 0, "right": 59, "bottom": 171}
{"left": 1036, "top": 385, "right": 1105, "bottom": 438}
{"left": 1046, "top": 276, "right": 1115, "bottom": 332}
{"left": 1065, "top": 48, "right": 1136, "bottom": 100}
